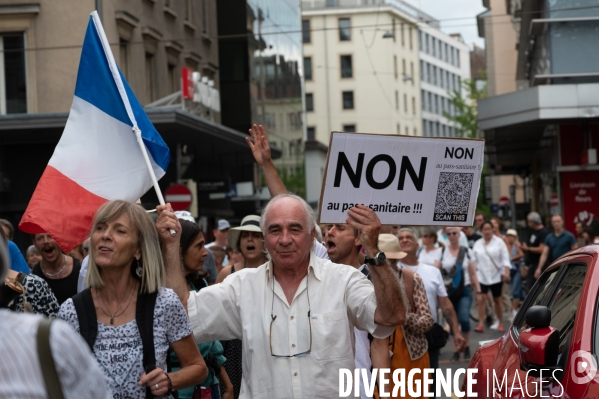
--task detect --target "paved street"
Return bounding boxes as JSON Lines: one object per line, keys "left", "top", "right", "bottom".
{"left": 436, "top": 321, "right": 507, "bottom": 399}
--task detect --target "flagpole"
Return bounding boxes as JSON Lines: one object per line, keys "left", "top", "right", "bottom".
{"left": 91, "top": 11, "right": 175, "bottom": 236}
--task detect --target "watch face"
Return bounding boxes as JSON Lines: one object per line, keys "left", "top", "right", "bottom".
{"left": 376, "top": 252, "right": 386, "bottom": 264}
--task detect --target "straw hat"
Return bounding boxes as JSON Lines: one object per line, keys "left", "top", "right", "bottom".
{"left": 227, "top": 215, "right": 262, "bottom": 251}
{"left": 377, "top": 234, "right": 407, "bottom": 260}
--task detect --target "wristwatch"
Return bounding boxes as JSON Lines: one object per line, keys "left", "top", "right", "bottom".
{"left": 364, "top": 251, "right": 386, "bottom": 266}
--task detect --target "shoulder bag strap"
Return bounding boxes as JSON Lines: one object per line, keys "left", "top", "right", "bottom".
{"left": 37, "top": 318, "right": 65, "bottom": 399}
{"left": 456, "top": 246, "right": 467, "bottom": 266}
{"left": 72, "top": 289, "right": 97, "bottom": 351}
{"left": 136, "top": 290, "right": 158, "bottom": 399}
{"left": 483, "top": 241, "right": 502, "bottom": 271}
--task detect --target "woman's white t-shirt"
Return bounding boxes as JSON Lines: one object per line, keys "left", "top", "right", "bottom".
{"left": 472, "top": 235, "right": 511, "bottom": 286}
{"left": 438, "top": 246, "right": 475, "bottom": 286}
{"left": 417, "top": 247, "right": 442, "bottom": 267}
{"left": 59, "top": 288, "right": 192, "bottom": 399}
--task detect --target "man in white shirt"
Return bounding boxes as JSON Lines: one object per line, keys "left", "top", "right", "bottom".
{"left": 158, "top": 195, "right": 406, "bottom": 399}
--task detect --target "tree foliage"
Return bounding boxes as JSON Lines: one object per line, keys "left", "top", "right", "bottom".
{"left": 445, "top": 78, "right": 490, "bottom": 217}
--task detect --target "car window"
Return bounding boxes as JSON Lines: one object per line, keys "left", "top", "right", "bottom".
{"left": 515, "top": 267, "right": 561, "bottom": 333}
{"left": 546, "top": 264, "right": 586, "bottom": 350}
{"left": 516, "top": 263, "right": 586, "bottom": 351}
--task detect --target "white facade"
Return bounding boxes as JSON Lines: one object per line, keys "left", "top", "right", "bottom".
{"left": 419, "top": 26, "right": 471, "bottom": 137}
{"left": 301, "top": 0, "right": 470, "bottom": 208}
{"left": 302, "top": 4, "right": 421, "bottom": 146}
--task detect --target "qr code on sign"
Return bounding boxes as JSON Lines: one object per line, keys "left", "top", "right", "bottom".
{"left": 433, "top": 173, "right": 474, "bottom": 222}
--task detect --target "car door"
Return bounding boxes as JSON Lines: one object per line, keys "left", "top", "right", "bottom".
{"left": 496, "top": 260, "right": 590, "bottom": 398}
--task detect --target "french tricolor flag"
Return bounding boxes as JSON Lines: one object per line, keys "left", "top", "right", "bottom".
{"left": 19, "top": 11, "right": 170, "bottom": 252}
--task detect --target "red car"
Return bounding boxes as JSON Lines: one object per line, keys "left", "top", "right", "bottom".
{"left": 463, "top": 245, "right": 599, "bottom": 398}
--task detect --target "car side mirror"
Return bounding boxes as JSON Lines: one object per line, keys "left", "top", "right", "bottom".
{"left": 518, "top": 306, "right": 560, "bottom": 376}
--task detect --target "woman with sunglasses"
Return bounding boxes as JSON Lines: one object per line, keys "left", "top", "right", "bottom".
{"left": 417, "top": 227, "right": 442, "bottom": 266}
{"left": 434, "top": 226, "right": 481, "bottom": 362}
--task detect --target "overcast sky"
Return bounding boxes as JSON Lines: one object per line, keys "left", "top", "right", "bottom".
{"left": 405, "top": 0, "right": 487, "bottom": 48}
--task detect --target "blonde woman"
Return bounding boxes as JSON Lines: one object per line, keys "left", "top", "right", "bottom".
{"left": 59, "top": 200, "right": 207, "bottom": 398}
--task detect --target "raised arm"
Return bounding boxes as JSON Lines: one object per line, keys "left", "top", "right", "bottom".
{"left": 156, "top": 204, "right": 188, "bottom": 309}
{"left": 246, "top": 124, "right": 288, "bottom": 197}
{"left": 347, "top": 205, "right": 406, "bottom": 326}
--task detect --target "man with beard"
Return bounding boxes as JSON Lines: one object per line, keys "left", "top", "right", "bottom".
{"left": 325, "top": 223, "right": 414, "bottom": 398}
{"left": 31, "top": 232, "right": 81, "bottom": 304}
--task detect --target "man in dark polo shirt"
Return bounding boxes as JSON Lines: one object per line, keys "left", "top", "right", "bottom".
{"left": 522, "top": 212, "right": 549, "bottom": 290}
{"left": 31, "top": 232, "right": 81, "bottom": 305}
{"left": 535, "top": 214, "right": 577, "bottom": 279}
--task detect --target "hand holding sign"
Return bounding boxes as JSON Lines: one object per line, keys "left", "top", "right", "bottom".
{"left": 347, "top": 205, "right": 381, "bottom": 255}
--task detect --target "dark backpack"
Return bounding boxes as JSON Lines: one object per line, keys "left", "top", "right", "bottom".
{"left": 440, "top": 246, "right": 467, "bottom": 302}
{"left": 72, "top": 288, "right": 157, "bottom": 399}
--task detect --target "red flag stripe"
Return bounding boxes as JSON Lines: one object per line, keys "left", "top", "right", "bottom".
{"left": 19, "top": 165, "right": 108, "bottom": 252}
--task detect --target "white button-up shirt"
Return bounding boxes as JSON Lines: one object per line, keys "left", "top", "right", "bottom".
{"left": 187, "top": 253, "right": 395, "bottom": 399}
{"left": 472, "top": 235, "right": 511, "bottom": 286}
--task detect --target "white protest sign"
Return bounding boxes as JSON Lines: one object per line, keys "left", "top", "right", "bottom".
{"left": 318, "top": 132, "right": 485, "bottom": 226}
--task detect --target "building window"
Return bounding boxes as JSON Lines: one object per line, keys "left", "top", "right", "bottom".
{"left": 302, "top": 20, "right": 311, "bottom": 43}
{"left": 340, "top": 55, "right": 352, "bottom": 78}
{"left": 421, "top": 90, "right": 426, "bottom": 111}
{"left": 338, "top": 18, "right": 351, "bottom": 41}
{"left": 412, "top": 97, "right": 416, "bottom": 115}
{"left": 408, "top": 27, "right": 413, "bottom": 50}
{"left": 402, "top": 59, "right": 406, "bottom": 77}
{"left": 185, "top": 0, "right": 192, "bottom": 21}
{"left": 455, "top": 49, "right": 460, "bottom": 67}
{"left": 405, "top": 126, "right": 409, "bottom": 135}
{"left": 167, "top": 63, "right": 177, "bottom": 94}
{"left": 410, "top": 62, "right": 414, "bottom": 84}
{"left": 395, "top": 90, "right": 399, "bottom": 110}
{"left": 397, "top": 123, "right": 400, "bottom": 135}
{"left": 343, "top": 124, "right": 356, "bottom": 132}
{"left": 413, "top": 127, "right": 417, "bottom": 135}
{"left": 307, "top": 127, "right": 315, "bottom": 141}
{"left": 394, "top": 55, "right": 398, "bottom": 79}
{"left": 403, "top": 93, "right": 407, "bottom": 113}
{"left": 342, "top": 91, "right": 354, "bottom": 109}
{"left": 145, "top": 53, "right": 155, "bottom": 103}
{"left": 400, "top": 23, "right": 405, "bottom": 46}
{"left": 305, "top": 93, "right": 314, "bottom": 111}
{"left": 119, "top": 39, "right": 129, "bottom": 80}
{"left": 304, "top": 57, "right": 312, "bottom": 80}
{"left": 201, "top": 0, "right": 208, "bottom": 32}
{"left": 0, "top": 33, "right": 27, "bottom": 114}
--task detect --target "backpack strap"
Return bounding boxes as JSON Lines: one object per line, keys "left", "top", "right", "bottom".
{"left": 136, "top": 290, "right": 158, "bottom": 399}
{"left": 456, "top": 246, "right": 467, "bottom": 266}
{"left": 72, "top": 289, "right": 97, "bottom": 351}
{"left": 37, "top": 318, "right": 65, "bottom": 399}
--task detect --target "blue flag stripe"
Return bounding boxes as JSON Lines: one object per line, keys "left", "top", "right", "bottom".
{"left": 74, "top": 16, "right": 170, "bottom": 171}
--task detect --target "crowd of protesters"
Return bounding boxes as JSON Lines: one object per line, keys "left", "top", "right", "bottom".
{"left": 0, "top": 124, "right": 595, "bottom": 399}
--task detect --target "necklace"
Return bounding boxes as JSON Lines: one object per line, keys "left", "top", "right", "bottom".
{"left": 97, "top": 283, "right": 136, "bottom": 325}
{"left": 40, "top": 254, "right": 66, "bottom": 278}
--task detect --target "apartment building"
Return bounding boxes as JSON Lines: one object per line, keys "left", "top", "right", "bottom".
{"left": 419, "top": 26, "right": 470, "bottom": 138}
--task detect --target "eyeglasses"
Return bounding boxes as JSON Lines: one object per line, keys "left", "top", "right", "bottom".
{"left": 447, "top": 232, "right": 459, "bottom": 236}
{"left": 270, "top": 273, "right": 312, "bottom": 358}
